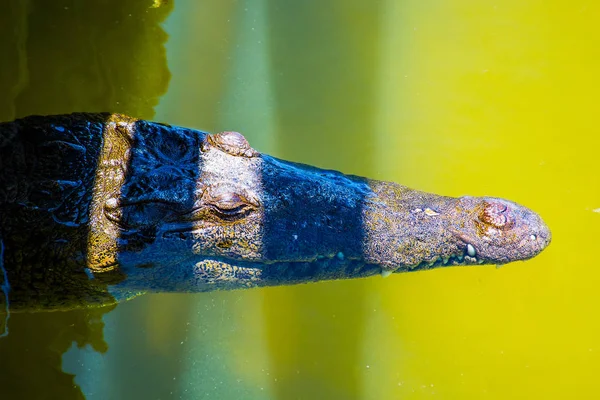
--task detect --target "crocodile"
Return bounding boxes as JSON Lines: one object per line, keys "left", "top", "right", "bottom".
{"left": 0, "top": 113, "right": 551, "bottom": 312}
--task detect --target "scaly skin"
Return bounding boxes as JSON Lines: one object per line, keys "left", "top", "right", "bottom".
{"left": 0, "top": 113, "right": 551, "bottom": 311}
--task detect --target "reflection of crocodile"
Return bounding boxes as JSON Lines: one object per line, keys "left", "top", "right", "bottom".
{"left": 0, "top": 113, "right": 551, "bottom": 311}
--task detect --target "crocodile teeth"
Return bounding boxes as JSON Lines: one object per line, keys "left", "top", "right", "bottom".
{"left": 465, "top": 256, "right": 477, "bottom": 264}
{"left": 381, "top": 269, "right": 393, "bottom": 278}
{"left": 467, "top": 244, "right": 476, "bottom": 257}
{"left": 424, "top": 208, "right": 440, "bottom": 216}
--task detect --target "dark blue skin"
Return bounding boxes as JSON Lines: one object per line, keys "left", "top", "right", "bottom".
{"left": 0, "top": 113, "right": 551, "bottom": 311}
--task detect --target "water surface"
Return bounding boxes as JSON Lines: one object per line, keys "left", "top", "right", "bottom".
{"left": 1, "top": 1, "right": 599, "bottom": 399}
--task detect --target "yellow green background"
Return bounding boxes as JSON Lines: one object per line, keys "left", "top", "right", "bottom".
{"left": 1, "top": 0, "right": 598, "bottom": 399}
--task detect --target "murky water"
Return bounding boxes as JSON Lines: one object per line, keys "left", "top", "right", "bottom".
{"left": 1, "top": 0, "right": 599, "bottom": 399}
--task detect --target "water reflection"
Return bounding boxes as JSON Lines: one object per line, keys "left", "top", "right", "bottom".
{"left": 0, "top": 306, "right": 114, "bottom": 399}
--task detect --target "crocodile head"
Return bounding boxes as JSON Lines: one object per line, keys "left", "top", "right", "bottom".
{"left": 447, "top": 195, "right": 551, "bottom": 266}
{"left": 362, "top": 183, "right": 551, "bottom": 274}
{"left": 87, "top": 117, "right": 551, "bottom": 294}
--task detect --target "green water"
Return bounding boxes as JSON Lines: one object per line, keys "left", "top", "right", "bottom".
{"left": 1, "top": 0, "right": 599, "bottom": 399}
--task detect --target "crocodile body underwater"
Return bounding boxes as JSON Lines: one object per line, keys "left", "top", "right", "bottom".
{"left": 0, "top": 113, "right": 551, "bottom": 311}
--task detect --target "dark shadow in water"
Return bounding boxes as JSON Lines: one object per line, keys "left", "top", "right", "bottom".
{"left": 264, "top": 1, "right": 383, "bottom": 398}
{"left": 0, "top": 306, "right": 114, "bottom": 400}
{"left": 0, "top": 0, "right": 172, "bottom": 122}
{"left": 0, "top": 0, "right": 172, "bottom": 399}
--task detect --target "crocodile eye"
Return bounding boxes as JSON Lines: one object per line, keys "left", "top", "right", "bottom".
{"left": 210, "top": 202, "right": 252, "bottom": 221}
{"left": 202, "top": 186, "right": 259, "bottom": 222}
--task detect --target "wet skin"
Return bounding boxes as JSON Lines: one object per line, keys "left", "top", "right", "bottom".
{"left": 0, "top": 113, "right": 551, "bottom": 311}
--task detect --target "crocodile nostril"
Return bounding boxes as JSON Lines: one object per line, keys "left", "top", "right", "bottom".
{"left": 480, "top": 201, "right": 512, "bottom": 229}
